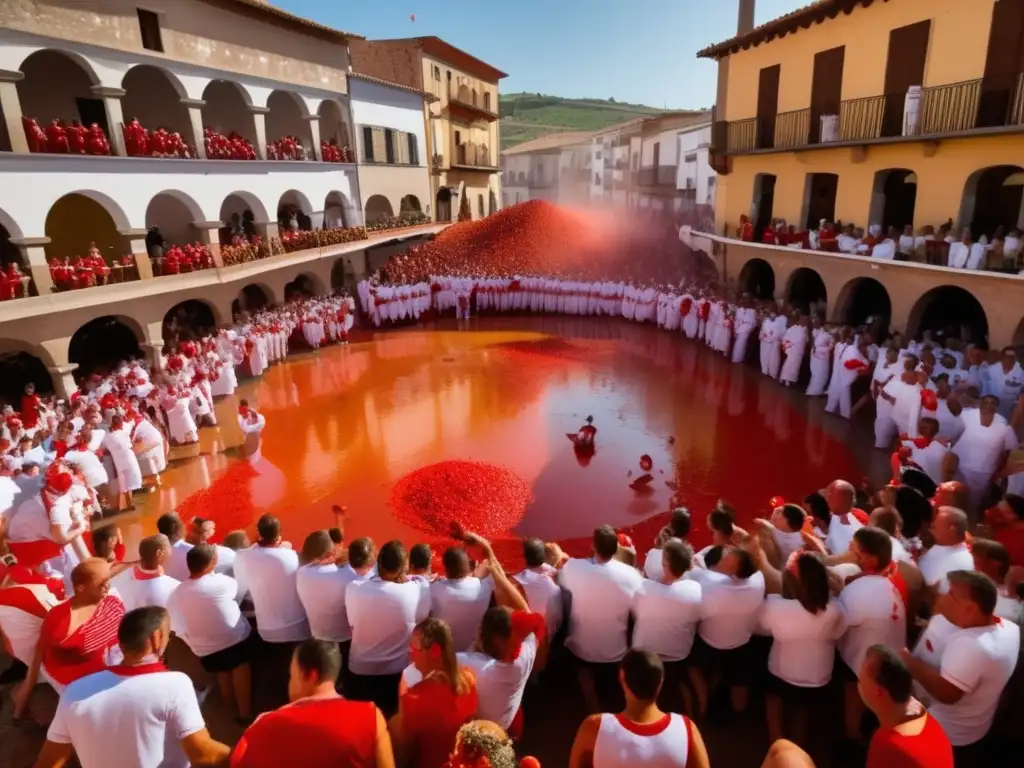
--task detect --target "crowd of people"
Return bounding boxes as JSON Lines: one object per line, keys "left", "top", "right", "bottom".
{"left": 3, "top": 200, "right": 1024, "bottom": 768}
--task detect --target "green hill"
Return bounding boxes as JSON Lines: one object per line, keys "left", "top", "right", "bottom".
{"left": 499, "top": 93, "right": 667, "bottom": 149}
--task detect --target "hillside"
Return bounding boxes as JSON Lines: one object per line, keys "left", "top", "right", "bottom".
{"left": 499, "top": 93, "right": 667, "bottom": 149}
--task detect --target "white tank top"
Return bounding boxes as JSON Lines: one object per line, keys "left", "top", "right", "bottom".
{"left": 594, "top": 713, "right": 691, "bottom": 768}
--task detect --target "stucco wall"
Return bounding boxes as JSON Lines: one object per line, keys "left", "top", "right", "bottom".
{"left": 355, "top": 164, "right": 431, "bottom": 220}
{"left": 349, "top": 78, "right": 428, "bottom": 163}
{"left": 720, "top": 0, "right": 995, "bottom": 122}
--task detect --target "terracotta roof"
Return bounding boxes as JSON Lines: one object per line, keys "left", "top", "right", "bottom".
{"left": 502, "top": 131, "right": 596, "bottom": 155}
{"left": 374, "top": 36, "right": 508, "bottom": 81}
{"left": 591, "top": 110, "right": 710, "bottom": 138}
{"left": 348, "top": 72, "right": 437, "bottom": 101}
{"left": 221, "top": 0, "right": 363, "bottom": 41}
{"left": 697, "top": 0, "right": 888, "bottom": 60}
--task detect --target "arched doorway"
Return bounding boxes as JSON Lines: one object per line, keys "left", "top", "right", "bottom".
{"left": 238, "top": 284, "right": 272, "bottom": 313}
{"left": 219, "top": 192, "right": 266, "bottom": 244}
{"left": 802, "top": 172, "right": 839, "bottom": 229}
{"left": 489, "top": 190, "right": 497, "bottom": 214}
{"left": 436, "top": 188, "right": 453, "bottom": 222}
{"left": 835, "top": 277, "right": 892, "bottom": 329}
{"left": 751, "top": 174, "right": 776, "bottom": 236}
{"left": 45, "top": 192, "right": 126, "bottom": 265}
{"left": 870, "top": 168, "right": 917, "bottom": 233}
{"left": 266, "top": 90, "right": 313, "bottom": 155}
{"left": 121, "top": 65, "right": 191, "bottom": 140}
{"left": 200, "top": 80, "right": 258, "bottom": 147}
{"left": 908, "top": 286, "right": 988, "bottom": 345}
{"left": 324, "top": 191, "right": 351, "bottom": 229}
{"left": 458, "top": 193, "right": 471, "bottom": 221}
{"left": 317, "top": 100, "right": 351, "bottom": 150}
{"left": 0, "top": 344, "right": 54, "bottom": 405}
{"left": 477, "top": 194, "right": 485, "bottom": 218}
{"left": 959, "top": 166, "right": 1024, "bottom": 240}
{"left": 283, "top": 273, "right": 324, "bottom": 301}
{"left": 17, "top": 50, "right": 105, "bottom": 138}
{"left": 331, "top": 258, "right": 355, "bottom": 291}
{"left": 786, "top": 268, "right": 827, "bottom": 314}
{"left": 365, "top": 195, "right": 394, "bottom": 225}
{"left": 278, "top": 189, "right": 314, "bottom": 231}
{"left": 737, "top": 258, "right": 775, "bottom": 299}
{"left": 69, "top": 316, "right": 143, "bottom": 374}
{"left": 162, "top": 300, "right": 218, "bottom": 343}
{"left": 400, "top": 195, "right": 422, "bottom": 215}
{"left": 145, "top": 191, "right": 204, "bottom": 249}
{"left": 0, "top": 212, "right": 32, "bottom": 297}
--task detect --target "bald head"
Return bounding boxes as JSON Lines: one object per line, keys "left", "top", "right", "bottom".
{"left": 826, "top": 480, "right": 855, "bottom": 515}
{"left": 71, "top": 557, "right": 112, "bottom": 602}
{"left": 933, "top": 506, "right": 969, "bottom": 545}
{"left": 138, "top": 534, "right": 170, "bottom": 570}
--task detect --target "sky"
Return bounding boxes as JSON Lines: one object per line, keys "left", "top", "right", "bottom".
{"left": 275, "top": 0, "right": 809, "bottom": 108}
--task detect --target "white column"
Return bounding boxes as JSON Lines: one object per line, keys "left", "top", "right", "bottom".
{"left": 119, "top": 230, "right": 153, "bottom": 280}
{"left": 9, "top": 237, "right": 54, "bottom": 295}
{"left": 249, "top": 105, "right": 269, "bottom": 160}
{"left": 0, "top": 69, "right": 29, "bottom": 153}
{"left": 91, "top": 85, "right": 127, "bottom": 156}
{"left": 304, "top": 114, "right": 321, "bottom": 160}
{"left": 181, "top": 98, "right": 207, "bottom": 159}
{"left": 47, "top": 364, "right": 80, "bottom": 400}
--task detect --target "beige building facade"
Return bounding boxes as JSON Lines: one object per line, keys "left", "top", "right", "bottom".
{"left": 500, "top": 131, "right": 593, "bottom": 206}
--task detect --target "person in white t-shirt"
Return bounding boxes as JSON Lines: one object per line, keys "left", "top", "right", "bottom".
{"left": 631, "top": 539, "right": 703, "bottom": 714}
{"left": 751, "top": 504, "right": 806, "bottom": 569}
{"left": 345, "top": 539, "right": 430, "bottom": 717}
{"left": 429, "top": 546, "right": 494, "bottom": 652}
{"left": 558, "top": 525, "right": 643, "bottom": 713}
{"left": 834, "top": 526, "right": 907, "bottom": 740}
{"left": 970, "top": 538, "right": 1023, "bottom": 624}
{"left": 824, "top": 480, "right": 864, "bottom": 555}
{"left": 641, "top": 507, "right": 692, "bottom": 584}
{"left": 900, "top": 570, "right": 1020, "bottom": 751}
{"left": 157, "top": 513, "right": 193, "bottom": 583}
{"left": 0, "top": 579, "right": 59, "bottom": 675}
{"left": 110, "top": 534, "right": 180, "bottom": 616}
{"left": 233, "top": 514, "right": 310, "bottom": 644}
{"left": 189, "top": 517, "right": 240, "bottom": 576}
{"left": 917, "top": 507, "right": 974, "bottom": 596}
{"left": 166, "top": 543, "right": 253, "bottom": 722}
{"left": 687, "top": 546, "right": 766, "bottom": 718}
{"left": 949, "top": 396, "right": 1018, "bottom": 512}
{"left": 34, "top": 606, "right": 230, "bottom": 768}
{"left": 513, "top": 538, "right": 564, "bottom": 641}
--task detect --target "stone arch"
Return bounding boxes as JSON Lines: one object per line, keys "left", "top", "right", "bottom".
{"left": 237, "top": 283, "right": 274, "bottom": 314}
{"left": 17, "top": 50, "right": 103, "bottom": 135}
{"left": 458, "top": 83, "right": 471, "bottom": 102}
{"left": 786, "top": 267, "right": 827, "bottom": 314}
{"left": 201, "top": 80, "right": 258, "bottom": 147}
{"left": 0, "top": 340, "right": 56, "bottom": 404}
{"left": 145, "top": 190, "right": 204, "bottom": 248}
{"left": 121, "top": 64, "right": 191, "bottom": 140}
{"left": 833, "top": 277, "right": 892, "bottom": 328}
{"left": 436, "top": 187, "right": 453, "bottom": 223}
{"left": 69, "top": 316, "right": 145, "bottom": 374}
{"left": 266, "top": 90, "right": 313, "bottom": 153}
{"left": 958, "top": 165, "right": 1024, "bottom": 241}
{"left": 870, "top": 168, "right": 918, "bottom": 234}
{"left": 365, "top": 195, "right": 394, "bottom": 225}
{"left": 0, "top": 207, "right": 27, "bottom": 291}
{"left": 737, "top": 258, "right": 775, "bottom": 299}
{"left": 162, "top": 299, "right": 220, "bottom": 343}
{"left": 278, "top": 189, "right": 314, "bottom": 231}
{"left": 907, "top": 286, "right": 989, "bottom": 345}
{"left": 471, "top": 89, "right": 479, "bottom": 106}
{"left": 324, "top": 191, "right": 353, "bottom": 229}
{"left": 400, "top": 195, "right": 422, "bottom": 214}
{"left": 284, "top": 272, "right": 326, "bottom": 300}
{"left": 317, "top": 99, "right": 351, "bottom": 148}
{"left": 484, "top": 92, "right": 492, "bottom": 112}
{"left": 219, "top": 192, "right": 267, "bottom": 244}
{"left": 44, "top": 192, "right": 130, "bottom": 264}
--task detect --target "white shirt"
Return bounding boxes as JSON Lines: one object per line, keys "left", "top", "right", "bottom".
{"left": 631, "top": 577, "right": 703, "bottom": 661}
{"left": 165, "top": 539, "right": 193, "bottom": 582}
{"left": 296, "top": 563, "right": 365, "bottom": 643}
{"left": 429, "top": 576, "right": 495, "bottom": 652}
{"left": 48, "top": 669, "right": 205, "bottom": 768}
{"left": 513, "top": 567, "right": 564, "bottom": 639}
{"left": 952, "top": 408, "right": 1018, "bottom": 476}
{"left": 642, "top": 548, "right": 665, "bottom": 584}
{"left": 826, "top": 513, "right": 863, "bottom": 555}
{"left": 558, "top": 558, "right": 643, "bottom": 663}
{"left": 687, "top": 569, "right": 766, "bottom": 650}
{"left": 760, "top": 596, "right": 846, "bottom": 687}
{"left": 233, "top": 545, "right": 310, "bottom": 643}
{"left": 110, "top": 568, "right": 180, "bottom": 615}
{"left": 836, "top": 574, "right": 906, "bottom": 673}
{"left": 995, "top": 587, "right": 1023, "bottom": 625}
{"left": 167, "top": 573, "right": 250, "bottom": 657}
{"left": 917, "top": 542, "right": 974, "bottom": 594}
{"left": 0, "top": 584, "right": 58, "bottom": 666}
{"left": 345, "top": 578, "right": 430, "bottom": 675}
{"left": 594, "top": 711, "right": 691, "bottom": 768}
{"left": 928, "top": 619, "right": 1020, "bottom": 746}
{"left": 771, "top": 529, "right": 804, "bottom": 566}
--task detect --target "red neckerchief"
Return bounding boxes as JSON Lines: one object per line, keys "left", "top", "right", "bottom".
{"left": 133, "top": 566, "right": 163, "bottom": 581}
{"left": 109, "top": 661, "right": 168, "bottom": 676}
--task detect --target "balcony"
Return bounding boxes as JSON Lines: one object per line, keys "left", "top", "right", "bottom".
{"left": 446, "top": 88, "right": 499, "bottom": 122}
{"left": 637, "top": 166, "right": 677, "bottom": 188}
{"left": 450, "top": 143, "right": 498, "bottom": 171}
{"left": 431, "top": 153, "right": 445, "bottom": 171}
{"left": 713, "top": 75, "right": 1024, "bottom": 155}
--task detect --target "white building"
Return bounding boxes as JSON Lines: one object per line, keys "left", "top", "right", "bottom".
{"left": 500, "top": 131, "right": 592, "bottom": 206}
{"left": 634, "top": 112, "right": 712, "bottom": 214}
{"left": 676, "top": 122, "right": 717, "bottom": 215}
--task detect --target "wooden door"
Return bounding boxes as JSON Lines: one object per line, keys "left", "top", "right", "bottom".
{"left": 756, "top": 65, "right": 781, "bottom": 149}
{"left": 979, "top": 0, "right": 1024, "bottom": 127}
{"left": 882, "top": 21, "right": 931, "bottom": 137}
{"left": 810, "top": 47, "right": 845, "bottom": 143}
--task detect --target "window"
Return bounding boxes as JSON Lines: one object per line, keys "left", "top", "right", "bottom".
{"left": 595, "top": 174, "right": 601, "bottom": 185}
{"left": 447, "top": 70, "right": 452, "bottom": 81}
{"left": 484, "top": 93, "right": 491, "bottom": 112}
{"left": 384, "top": 129, "right": 396, "bottom": 164}
{"left": 478, "top": 194, "right": 484, "bottom": 217}
{"left": 362, "top": 126, "right": 374, "bottom": 162}
{"left": 407, "top": 133, "right": 419, "bottom": 165}
{"left": 652, "top": 142, "right": 661, "bottom": 167}
{"left": 137, "top": 9, "right": 164, "bottom": 52}
{"left": 433, "top": 66, "right": 441, "bottom": 81}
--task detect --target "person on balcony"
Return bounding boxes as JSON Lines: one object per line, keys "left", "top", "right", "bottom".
{"left": 947, "top": 229, "right": 972, "bottom": 269}
{"left": 871, "top": 228, "right": 898, "bottom": 261}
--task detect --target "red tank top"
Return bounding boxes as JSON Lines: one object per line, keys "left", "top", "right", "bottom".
{"left": 867, "top": 713, "right": 954, "bottom": 768}
{"left": 230, "top": 696, "right": 377, "bottom": 768}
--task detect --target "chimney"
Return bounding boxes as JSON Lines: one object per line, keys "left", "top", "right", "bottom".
{"left": 738, "top": 0, "right": 755, "bottom": 35}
